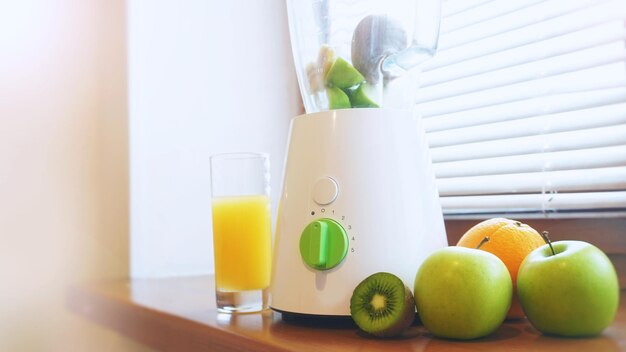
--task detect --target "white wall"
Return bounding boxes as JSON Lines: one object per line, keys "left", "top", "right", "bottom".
{"left": 0, "top": 0, "right": 152, "bottom": 350}
{"left": 129, "top": 0, "right": 301, "bottom": 278}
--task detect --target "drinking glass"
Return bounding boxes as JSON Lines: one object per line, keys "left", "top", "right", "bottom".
{"left": 210, "top": 152, "right": 272, "bottom": 313}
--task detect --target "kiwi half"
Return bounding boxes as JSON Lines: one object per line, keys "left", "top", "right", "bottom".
{"left": 350, "top": 272, "right": 415, "bottom": 337}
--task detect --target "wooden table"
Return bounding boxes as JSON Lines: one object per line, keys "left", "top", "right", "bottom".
{"left": 68, "top": 276, "right": 626, "bottom": 351}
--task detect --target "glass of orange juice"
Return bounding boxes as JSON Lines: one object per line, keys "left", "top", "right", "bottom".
{"left": 210, "top": 152, "right": 272, "bottom": 313}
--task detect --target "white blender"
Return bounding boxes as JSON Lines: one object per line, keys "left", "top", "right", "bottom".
{"left": 271, "top": 0, "right": 447, "bottom": 317}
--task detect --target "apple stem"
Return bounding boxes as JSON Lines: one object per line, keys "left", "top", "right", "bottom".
{"left": 476, "top": 236, "right": 490, "bottom": 249}
{"left": 541, "top": 231, "right": 556, "bottom": 256}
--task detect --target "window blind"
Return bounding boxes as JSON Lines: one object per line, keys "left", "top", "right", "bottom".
{"left": 418, "top": 0, "right": 626, "bottom": 218}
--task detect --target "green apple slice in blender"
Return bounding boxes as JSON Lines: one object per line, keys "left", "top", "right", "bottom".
{"left": 326, "top": 86, "right": 351, "bottom": 109}
{"left": 350, "top": 83, "right": 380, "bottom": 108}
{"left": 325, "top": 57, "right": 365, "bottom": 89}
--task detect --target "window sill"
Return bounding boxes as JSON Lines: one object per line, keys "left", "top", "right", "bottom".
{"left": 69, "top": 218, "right": 626, "bottom": 351}
{"left": 68, "top": 277, "right": 625, "bottom": 352}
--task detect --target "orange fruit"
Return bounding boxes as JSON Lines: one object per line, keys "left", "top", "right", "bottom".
{"left": 456, "top": 218, "right": 545, "bottom": 319}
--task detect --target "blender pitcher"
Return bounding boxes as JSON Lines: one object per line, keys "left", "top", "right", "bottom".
{"left": 270, "top": 0, "right": 447, "bottom": 317}
{"left": 287, "top": 0, "right": 441, "bottom": 112}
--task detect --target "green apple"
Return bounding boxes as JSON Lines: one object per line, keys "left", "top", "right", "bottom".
{"left": 517, "top": 240, "right": 619, "bottom": 337}
{"left": 324, "top": 57, "right": 364, "bottom": 89}
{"left": 326, "top": 86, "right": 351, "bottom": 109}
{"left": 414, "top": 247, "right": 512, "bottom": 340}
{"left": 349, "top": 83, "right": 380, "bottom": 108}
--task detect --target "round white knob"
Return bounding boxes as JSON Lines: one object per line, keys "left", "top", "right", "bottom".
{"left": 312, "top": 177, "right": 339, "bottom": 205}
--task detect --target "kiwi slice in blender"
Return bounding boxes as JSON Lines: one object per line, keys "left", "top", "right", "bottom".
{"left": 325, "top": 57, "right": 365, "bottom": 89}
{"left": 350, "top": 272, "right": 415, "bottom": 337}
{"left": 326, "top": 86, "right": 351, "bottom": 109}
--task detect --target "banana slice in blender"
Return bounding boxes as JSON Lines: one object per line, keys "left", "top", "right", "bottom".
{"left": 306, "top": 45, "right": 336, "bottom": 93}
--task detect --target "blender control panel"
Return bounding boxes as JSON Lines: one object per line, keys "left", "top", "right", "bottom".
{"left": 298, "top": 176, "right": 355, "bottom": 271}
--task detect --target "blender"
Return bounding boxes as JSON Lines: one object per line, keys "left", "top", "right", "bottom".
{"left": 270, "top": 0, "right": 447, "bottom": 317}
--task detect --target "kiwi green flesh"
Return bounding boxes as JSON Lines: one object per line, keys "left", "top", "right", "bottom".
{"left": 326, "top": 86, "right": 351, "bottom": 109}
{"left": 350, "top": 272, "right": 415, "bottom": 337}
{"left": 325, "top": 57, "right": 365, "bottom": 90}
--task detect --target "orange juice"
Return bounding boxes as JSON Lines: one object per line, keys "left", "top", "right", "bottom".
{"left": 212, "top": 194, "right": 272, "bottom": 291}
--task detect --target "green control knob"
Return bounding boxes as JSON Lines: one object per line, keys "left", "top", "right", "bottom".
{"left": 299, "top": 218, "right": 348, "bottom": 270}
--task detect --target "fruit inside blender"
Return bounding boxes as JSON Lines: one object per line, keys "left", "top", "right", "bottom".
{"left": 305, "top": 14, "right": 415, "bottom": 111}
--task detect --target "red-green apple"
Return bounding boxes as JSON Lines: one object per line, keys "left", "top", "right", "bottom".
{"left": 414, "top": 247, "right": 512, "bottom": 340}
{"left": 517, "top": 240, "right": 619, "bottom": 337}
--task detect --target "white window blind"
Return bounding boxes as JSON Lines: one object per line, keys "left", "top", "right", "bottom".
{"left": 418, "top": 0, "right": 626, "bottom": 218}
